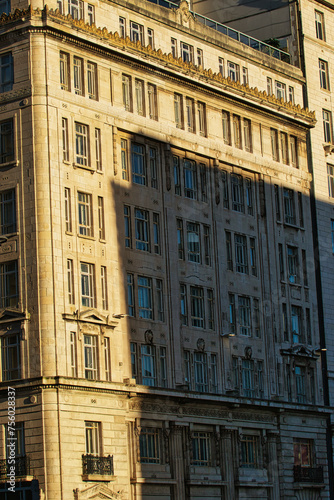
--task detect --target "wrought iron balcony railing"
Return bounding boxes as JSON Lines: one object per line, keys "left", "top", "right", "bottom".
{"left": 0, "top": 456, "right": 30, "bottom": 479}
{"left": 82, "top": 454, "right": 114, "bottom": 476}
{"left": 294, "top": 465, "right": 324, "bottom": 483}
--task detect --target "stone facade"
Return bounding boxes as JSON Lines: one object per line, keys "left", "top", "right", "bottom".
{"left": 0, "top": 0, "right": 331, "bottom": 499}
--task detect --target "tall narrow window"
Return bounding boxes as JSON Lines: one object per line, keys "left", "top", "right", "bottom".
{"left": 279, "top": 243, "right": 284, "bottom": 281}
{"left": 159, "top": 346, "right": 167, "bottom": 387}
{"left": 287, "top": 246, "right": 299, "bottom": 284}
{"left": 249, "top": 238, "right": 257, "bottom": 276}
{"left": 319, "top": 59, "right": 329, "bottom": 90}
{"left": 186, "top": 97, "right": 195, "bottom": 133}
{"left": 1, "top": 334, "right": 20, "bottom": 381}
{"left": 121, "top": 139, "right": 129, "bottom": 181}
{"left": 67, "top": 259, "right": 74, "bottom": 304}
{"left": 187, "top": 222, "right": 201, "bottom": 263}
{"left": 0, "top": 53, "right": 13, "bottom": 93}
{"left": 62, "top": 118, "right": 69, "bottom": 162}
{"left": 68, "top": 0, "right": 83, "bottom": 19}
{"left": 0, "top": 0, "right": 11, "bottom": 16}
{"left": 192, "top": 432, "right": 212, "bottom": 465}
{"left": 174, "top": 156, "right": 181, "bottom": 195}
{"left": 267, "top": 77, "right": 273, "bottom": 95}
{"left": 226, "top": 231, "right": 233, "bottom": 271}
{"left": 0, "top": 119, "right": 14, "bottom": 164}
{"left": 138, "top": 276, "right": 153, "bottom": 319}
{"left": 207, "top": 289, "right": 215, "bottom": 330}
{"left": 295, "top": 366, "right": 306, "bottom": 403}
{"left": 180, "top": 42, "right": 193, "bottom": 63}
{"left": 78, "top": 192, "right": 92, "bottom": 236}
{"left": 83, "top": 336, "right": 98, "bottom": 380}
{"left": 148, "top": 84, "right": 157, "bottom": 120}
{"left": 242, "top": 67, "right": 248, "bottom": 85}
{"left": 150, "top": 147, "right": 158, "bottom": 189}
{"left": 98, "top": 196, "right": 105, "bottom": 240}
{"left": 75, "top": 122, "right": 89, "bottom": 166}
{"left": 283, "top": 188, "right": 296, "bottom": 225}
{"left": 0, "top": 189, "right": 16, "bottom": 235}
{"left": 60, "top": 52, "right": 70, "bottom": 91}
{"left": 203, "top": 225, "right": 211, "bottom": 266}
{"left": 222, "top": 111, "right": 230, "bottom": 145}
{"left": 274, "top": 185, "right": 281, "bottom": 221}
{"left": 171, "top": 38, "right": 177, "bottom": 58}
{"left": 231, "top": 174, "right": 244, "bottom": 213}
{"left": 243, "top": 119, "right": 252, "bottom": 152}
{"left": 298, "top": 192, "right": 304, "bottom": 228}
{"left": 200, "top": 163, "right": 208, "bottom": 202}
{"left": 153, "top": 213, "right": 161, "bottom": 255}
{"left": 194, "top": 353, "right": 208, "bottom": 392}
{"left": 323, "top": 109, "right": 333, "bottom": 143}
{"left": 190, "top": 286, "right": 204, "bottom": 328}
{"left": 147, "top": 28, "right": 154, "bottom": 48}
{"left": 70, "top": 332, "right": 77, "bottom": 377}
{"left": 101, "top": 266, "right": 108, "bottom": 310}
{"left": 245, "top": 178, "right": 253, "bottom": 215}
{"left": 240, "top": 435, "right": 259, "bottom": 467}
{"left": 124, "top": 205, "right": 131, "bottom": 248}
{"left": 235, "top": 234, "right": 248, "bottom": 274}
{"left": 140, "top": 428, "right": 160, "bottom": 461}
{"left": 197, "top": 48, "right": 203, "bottom": 67}
{"left": 197, "top": 102, "right": 206, "bottom": 137}
{"left": 135, "top": 208, "right": 150, "bottom": 251}
{"left": 227, "top": 61, "right": 239, "bottom": 81}
{"left": 219, "top": 57, "right": 224, "bottom": 77}
{"left": 233, "top": 114, "right": 241, "bottom": 149}
{"left": 229, "top": 293, "right": 236, "bottom": 334}
{"left": 302, "top": 249, "right": 308, "bottom": 287}
{"left": 119, "top": 17, "right": 126, "bottom": 38}
{"left": 73, "top": 57, "right": 84, "bottom": 96}
{"left": 288, "top": 86, "right": 295, "bottom": 104}
{"left": 131, "top": 143, "right": 146, "bottom": 185}
{"left": 104, "top": 337, "right": 110, "bottom": 380}
{"left": 87, "top": 62, "right": 97, "bottom": 99}
{"left": 156, "top": 279, "right": 164, "bottom": 322}
{"left": 275, "top": 81, "right": 286, "bottom": 101}
{"left": 135, "top": 79, "right": 145, "bottom": 116}
{"left": 80, "top": 263, "right": 95, "bottom": 307}
{"left": 315, "top": 10, "right": 325, "bottom": 41}
{"left": 328, "top": 164, "right": 334, "bottom": 198}
{"left": 184, "top": 160, "right": 197, "bottom": 199}
{"left": 283, "top": 303, "right": 288, "bottom": 341}
{"left": 122, "top": 75, "right": 132, "bottom": 111}
{"left": 222, "top": 171, "right": 229, "bottom": 209}
{"left": 242, "top": 359, "right": 254, "bottom": 396}
{"left": 95, "top": 128, "right": 102, "bottom": 171}
{"left": 127, "top": 273, "right": 134, "bottom": 316}
{"left": 290, "top": 136, "right": 298, "bottom": 168}
{"left": 174, "top": 93, "right": 183, "bottom": 129}
{"left": 253, "top": 299, "right": 260, "bottom": 338}
{"left": 239, "top": 296, "right": 251, "bottom": 336}
{"left": 87, "top": 4, "right": 95, "bottom": 25}
{"left": 130, "top": 21, "right": 144, "bottom": 44}
{"left": 180, "top": 284, "right": 188, "bottom": 326}
{"left": 280, "top": 132, "right": 289, "bottom": 164}
{"left": 271, "top": 128, "right": 279, "bottom": 161}
{"left": 177, "top": 218, "right": 184, "bottom": 260}
{"left": 64, "top": 187, "right": 71, "bottom": 232}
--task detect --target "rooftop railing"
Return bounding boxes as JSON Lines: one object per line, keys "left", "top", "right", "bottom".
{"left": 147, "top": 0, "right": 291, "bottom": 63}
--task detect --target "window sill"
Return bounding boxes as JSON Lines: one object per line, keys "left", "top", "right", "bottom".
{"left": 77, "top": 234, "right": 95, "bottom": 241}
{"left": 283, "top": 222, "right": 303, "bottom": 230}
{"left": 82, "top": 474, "right": 115, "bottom": 482}
{"left": 73, "top": 163, "right": 95, "bottom": 173}
{"left": 0, "top": 160, "right": 18, "bottom": 169}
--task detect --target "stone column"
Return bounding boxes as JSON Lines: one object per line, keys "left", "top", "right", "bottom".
{"left": 170, "top": 425, "right": 186, "bottom": 500}
{"left": 267, "top": 432, "right": 280, "bottom": 500}
{"left": 222, "top": 429, "right": 236, "bottom": 500}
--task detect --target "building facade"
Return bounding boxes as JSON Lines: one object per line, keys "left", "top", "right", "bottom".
{"left": 0, "top": 0, "right": 331, "bottom": 499}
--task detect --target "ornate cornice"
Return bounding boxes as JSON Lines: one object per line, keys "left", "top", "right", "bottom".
{"left": 0, "top": 6, "right": 316, "bottom": 124}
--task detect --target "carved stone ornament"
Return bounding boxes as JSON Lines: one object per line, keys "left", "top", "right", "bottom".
{"left": 73, "top": 484, "right": 124, "bottom": 499}
{"left": 197, "top": 338, "right": 205, "bottom": 352}
{"left": 245, "top": 346, "right": 252, "bottom": 359}
{"left": 145, "top": 329, "right": 154, "bottom": 344}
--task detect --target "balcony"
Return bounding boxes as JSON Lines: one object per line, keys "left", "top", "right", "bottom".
{"left": 294, "top": 465, "right": 324, "bottom": 483}
{"left": 82, "top": 454, "right": 114, "bottom": 481}
{"left": 0, "top": 456, "right": 30, "bottom": 480}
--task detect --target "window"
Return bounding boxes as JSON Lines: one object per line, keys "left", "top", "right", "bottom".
{"left": 203, "top": 225, "right": 211, "bottom": 265}
{"left": 119, "top": 17, "right": 126, "bottom": 38}
{"left": 242, "top": 359, "right": 254, "bottom": 397}
{"left": 280, "top": 132, "right": 289, "bottom": 164}
{"left": 0, "top": 0, "right": 10, "bottom": 15}
{"left": 100, "top": 266, "right": 108, "bottom": 310}
{"left": 328, "top": 164, "right": 334, "bottom": 197}
{"left": 231, "top": 174, "right": 244, "bottom": 212}
{"left": 64, "top": 187, "right": 72, "bottom": 232}
{"left": 67, "top": 259, "right": 74, "bottom": 304}
{"left": 190, "top": 286, "right": 204, "bottom": 328}
{"left": 186, "top": 97, "right": 195, "bottom": 133}
{"left": 275, "top": 81, "right": 286, "bottom": 101}
{"left": 295, "top": 366, "right": 306, "bottom": 403}
{"left": 315, "top": 10, "right": 325, "bottom": 41}
{"left": 122, "top": 75, "right": 132, "bottom": 111}
{"left": 0, "top": 53, "right": 13, "bottom": 92}
{"left": 174, "top": 93, "right": 183, "bottom": 129}
{"left": 130, "top": 21, "right": 144, "bottom": 44}
{"left": 62, "top": 118, "right": 69, "bottom": 162}
{"left": 240, "top": 435, "right": 259, "bottom": 468}
{"left": 283, "top": 188, "right": 296, "bottom": 225}
{"left": 156, "top": 279, "right": 164, "bottom": 322}
{"left": 121, "top": 139, "right": 129, "bottom": 181}
{"left": 290, "top": 136, "right": 298, "bottom": 167}
{"left": 227, "top": 61, "right": 239, "bottom": 81}
{"left": 323, "top": 109, "right": 333, "bottom": 143}
{"left": 288, "top": 86, "right": 295, "bottom": 104}
{"left": 250, "top": 238, "right": 257, "bottom": 276}
{"left": 243, "top": 119, "right": 252, "bottom": 152}
{"left": 197, "top": 102, "right": 206, "bottom": 136}
{"left": 271, "top": 128, "right": 279, "bottom": 161}
{"left": 222, "top": 171, "right": 229, "bottom": 208}
{"left": 302, "top": 249, "right": 308, "bottom": 286}
{"left": 288, "top": 246, "right": 299, "bottom": 284}
{"left": 245, "top": 178, "right": 253, "bottom": 215}
{"left": 180, "top": 42, "right": 193, "bottom": 63}
{"left": 233, "top": 114, "right": 241, "bottom": 149}
{"left": 239, "top": 296, "right": 251, "bottom": 336}
{"left": 138, "top": 276, "right": 153, "bottom": 319}
{"left": 319, "top": 59, "right": 329, "bottom": 90}
{"left": 75, "top": 122, "right": 89, "bottom": 166}
{"left": 141, "top": 344, "right": 156, "bottom": 385}
{"left": 124, "top": 205, "right": 131, "bottom": 248}
{"left": 60, "top": 52, "right": 70, "bottom": 91}
{"left": 184, "top": 160, "right": 197, "bottom": 199}
{"left": 294, "top": 439, "right": 312, "bottom": 467}
{"left": 253, "top": 299, "right": 260, "bottom": 338}
{"left": 135, "top": 79, "right": 145, "bottom": 116}
{"left": 331, "top": 220, "right": 334, "bottom": 253}
{"left": 68, "top": 0, "right": 83, "bottom": 19}
{"left": 85, "top": 421, "right": 100, "bottom": 454}
{"left": 78, "top": 192, "right": 92, "bottom": 236}
{"left": 267, "top": 77, "right": 273, "bottom": 95}
{"left": 192, "top": 432, "right": 211, "bottom": 465}
{"left": 1, "top": 333, "right": 20, "bottom": 380}
{"left": 279, "top": 243, "right": 285, "bottom": 281}
{"left": 219, "top": 57, "right": 224, "bottom": 77}
{"left": 226, "top": 231, "right": 233, "bottom": 271}
{"left": 135, "top": 208, "right": 149, "bottom": 252}
{"left": 229, "top": 293, "right": 236, "bottom": 334}
{"left": 73, "top": 57, "right": 84, "bottom": 95}
{"left": 147, "top": 28, "right": 154, "bottom": 49}
{"left": 200, "top": 163, "right": 208, "bottom": 202}
{"left": 70, "top": 332, "right": 77, "bottom": 377}
{"left": 153, "top": 213, "right": 160, "bottom": 254}
{"left": 291, "top": 305, "right": 302, "bottom": 343}
{"left": 87, "top": 62, "right": 97, "bottom": 100}
{"left": 80, "top": 262, "right": 95, "bottom": 307}
{"left": 187, "top": 222, "right": 200, "bottom": 263}
{"left": 147, "top": 84, "right": 157, "bottom": 120}
{"left": 0, "top": 189, "right": 15, "bottom": 235}
{"left": 57, "top": 0, "right": 64, "bottom": 14}
{"left": 83, "top": 335, "right": 98, "bottom": 379}
{"left": 194, "top": 352, "right": 208, "bottom": 392}
{"left": 139, "top": 428, "right": 160, "bottom": 463}
{"left": 171, "top": 38, "right": 177, "bottom": 58}
{"left": 242, "top": 67, "right": 248, "bottom": 85}
{"left": 127, "top": 273, "right": 134, "bottom": 316}
{"left": 298, "top": 192, "right": 304, "bottom": 227}
{"left": 104, "top": 337, "right": 110, "bottom": 380}
{"left": 177, "top": 218, "right": 184, "bottom": 259}
{"left": 159, "top": 346, "right": 167, "bottom": 387}
{"left": 87, "top": 4, "right": 94, "bottom": 25}
{"left": 132, "top": 143, "right": 146, "bottom": 185}
{"left": 274, "top": 185, "right": 281, "bottom": 221}
{"left": 207, "top": 289, "right": 215, "bottom": 330}
{"left": 149, "top": 147, "right": 158, "bottom": 189}
{"left": 222, "top": 111, "right": 230, "bottom": 145}
{"left": 235, "top": 234, "right": 248, "bottom": 274}
{"left": 174, "top": 156, "right": 181, "bottom": 195}
{"left": 0, "top": 261, "right": 18, "bottom": 308}
{"left": 283, "top": 303, "right": 288, "bottom": 341}
{"left": 180, "top": 284, "right": 188, "bottom": 326}
{"left": 0, "top": 119, "right": 14, "bottom": 164}
{"left": 197, "top": 48, "right": 203, "bottom": 67}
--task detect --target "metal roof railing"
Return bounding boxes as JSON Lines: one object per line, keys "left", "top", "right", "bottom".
{"left": 146, "top": 0, "right": 291, "bottom": 64}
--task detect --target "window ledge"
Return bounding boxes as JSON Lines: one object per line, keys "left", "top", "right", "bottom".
{"left": 77, "top": 234, "right": 95, "bottom": 241}
{"left": 73, "top": 163, "right": 95, "bottom": 173}
{"left": 82, "top": 474, "right": 115, "bottom": 482}
{"left": 283, "top": 222, "right": 301, "bottom": 230}
{"left": 0, "top": 160, "right": 18, "bottom": 169}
